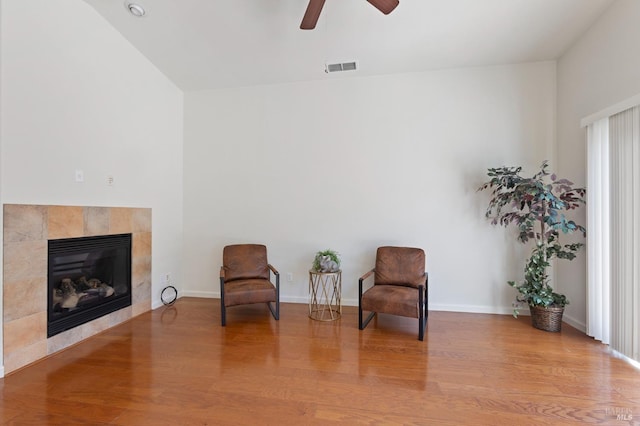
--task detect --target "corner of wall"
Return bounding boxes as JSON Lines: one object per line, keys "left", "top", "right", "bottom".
{"left": 0, "top": 0, "right": 5, "bottom": 379}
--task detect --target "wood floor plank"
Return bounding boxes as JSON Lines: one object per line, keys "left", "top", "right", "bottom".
{"left": 1, "top": 297, "right": 639, "bottom": 425}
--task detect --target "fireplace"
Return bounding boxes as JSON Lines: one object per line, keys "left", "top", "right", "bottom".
{"left": 3, "top": 204, "right": 151, "bottom": 374}
{"left": 48, "top": 233, "right": 132, "bottom": 337}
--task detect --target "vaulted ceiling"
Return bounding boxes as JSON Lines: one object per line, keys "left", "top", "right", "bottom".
{"left": 83, "top": 0, "right": 614, "bottom": 91}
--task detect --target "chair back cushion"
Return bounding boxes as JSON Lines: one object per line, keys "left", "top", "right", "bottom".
{"left": 223, "top": 244, "right": 270, "bottom": 281}
{"left": 374, "top": 246, "right": 425, "bottom": 288}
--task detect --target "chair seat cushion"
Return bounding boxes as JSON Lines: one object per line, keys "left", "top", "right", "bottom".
{"left": 224, "top": 279, "right": 276, "bottom": 307}
{"left": 361, "top": 285, "right": 419, "bottom": 318}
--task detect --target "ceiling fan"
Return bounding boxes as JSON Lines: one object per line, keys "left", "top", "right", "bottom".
{"left": 300, "top": 0, "right": 399, "bottom": 30}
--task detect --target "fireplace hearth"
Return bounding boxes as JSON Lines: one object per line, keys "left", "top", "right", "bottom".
{"left": 48, "top": 233, "right": 132, "bottom": 337}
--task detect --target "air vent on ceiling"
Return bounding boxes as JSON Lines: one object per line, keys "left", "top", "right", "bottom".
{"left": 325, "top": 61, "right": 358, "bottom": 73}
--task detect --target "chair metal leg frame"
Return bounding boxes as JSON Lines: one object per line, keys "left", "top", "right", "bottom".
{"left": 220, "top": 277, "right": 227, "bottom": 326}
{"left": 418, "top": 284, "right": 425, "bottom": 341}
{"left": 417, "top": 273, "right": 430, "bottom": 341}
{"left": 221, "top": 275, "right": 279, "bottom": 325}
{"left": 360, "top": 275, "right": 429, "bottom": 341}
{"left": 358, "top": 276, "right": 376, "bottom": 330}
{"left": 425, "top": 273, "right": 429, "bottom": 326}
{"left": 266, "top": 271, "right": 280, "bottom": 320}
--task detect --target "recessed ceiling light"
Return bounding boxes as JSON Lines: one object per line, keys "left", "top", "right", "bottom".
{"left": 125, "top": 2, "right": 146, "bottom": 17}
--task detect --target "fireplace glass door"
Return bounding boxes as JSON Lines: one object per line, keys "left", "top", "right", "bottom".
{"left": 48, "top": 233, "right": 132, "bottom": 337}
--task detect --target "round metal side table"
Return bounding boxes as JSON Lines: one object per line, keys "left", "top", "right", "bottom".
{"left": 308, "top": 269, "right": 342, "bottom": 321}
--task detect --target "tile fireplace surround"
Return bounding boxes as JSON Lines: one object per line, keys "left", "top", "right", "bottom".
{"left": 3, "top": 204, "right": 151, "bottom": 374}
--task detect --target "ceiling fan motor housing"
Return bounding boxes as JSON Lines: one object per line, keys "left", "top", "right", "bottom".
{"left": 301, "top": 0, "right": 399, "bottom": 30}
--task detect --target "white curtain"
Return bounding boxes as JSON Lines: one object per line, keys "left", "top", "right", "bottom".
{"left": 609, "top": 106, "right": 640, "bottom": 362}
{"left": 587, "top": 117, "right": 610, "bottom": 344}
{"left": 587, "top": 106, "right": 640, "bottom": 363}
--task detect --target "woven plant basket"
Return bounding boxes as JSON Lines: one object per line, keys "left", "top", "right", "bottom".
{"left": 529, "top": 305, "right": 564, "bottom": 332}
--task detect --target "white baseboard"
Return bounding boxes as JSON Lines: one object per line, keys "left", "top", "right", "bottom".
{"left": 181, "top": 290, "right": 218, "bottom": 299}
{"left": 180, "top": 292, "right": 530, "bottom": 316}
{"left": 428, "top": 303, "right": 519, "bottom": 316}
{"left": 0, "top": 365, "right": 5, "bottom": 378}
{"left": 562, "top": 313, "right": 586, "bottom": 333}
{"left": 281, "top": 295, "right": 310, "bottom": 304}
{"left": 609, "top": 348, "right": 640, "bottom": 371}
{"left": 180, "top": 290, "right": 311, "bottom": 305}
{"left": 176, "top": 292, "right": 587, "bottom": 330}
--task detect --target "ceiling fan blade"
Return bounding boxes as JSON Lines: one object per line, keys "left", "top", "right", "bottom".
{"left": 366, "top": 0, "right": 399, "bottom": 15}
{"left": 300, "top": 0, "right": 326, "bottom": 30}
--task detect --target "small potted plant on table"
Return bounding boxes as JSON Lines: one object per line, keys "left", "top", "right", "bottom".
{"left": 478, "top": 161, "right": 586, "bottom": 331}
{"left": 312, "top": 249, "right": 341, "bottom": 273}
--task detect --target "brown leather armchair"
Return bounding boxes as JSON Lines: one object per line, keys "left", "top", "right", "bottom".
{"left": 219, "top": 244, "right": 279, "bottom": 326}
{"left": 358, "top": 246, "right": 428, "bottom": 340}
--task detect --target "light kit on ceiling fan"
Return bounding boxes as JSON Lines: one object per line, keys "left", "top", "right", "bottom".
{"left": 300, "top": 0, "right": 399, "bottom": 30}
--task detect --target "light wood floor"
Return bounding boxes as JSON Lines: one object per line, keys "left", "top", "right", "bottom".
{"left": 1, "top": 298, "right": 638, "bottom": 425}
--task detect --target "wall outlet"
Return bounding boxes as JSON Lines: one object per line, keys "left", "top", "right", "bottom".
{"left": 165, "top": 273, "right": 171, "bottom": 286}
{"left": 286, "top": 272, "right": 293, "bottom": 282}
{"left": 75, "top": 169, "right": 84, "bottom": 183}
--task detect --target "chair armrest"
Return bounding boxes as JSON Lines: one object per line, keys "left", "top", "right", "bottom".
{"left": 220, "top": 266, "right": 226, "bottom": 279}
{"left": 359, "top": 268, "right": 375, "bottom": 282}
{"left": 358, "top": 268, "right": 375, "bottom": 297}
{"left": 267, "top": 264, "right": 279, "bottom": 275}
{"left": 268, "top": 264, "right": 280, "bottom": 292}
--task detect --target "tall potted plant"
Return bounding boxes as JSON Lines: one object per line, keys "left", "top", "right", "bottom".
{"left": 478, "top": 161, "right": 586, "bottom": 331}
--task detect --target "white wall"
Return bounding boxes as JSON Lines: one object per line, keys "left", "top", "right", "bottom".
{"left": 183, "top": 62, "right": 556, "bottom": 313}
{"left": 0, "top": 0, "right": 184, "bottom": 374}
{"left": 557, "top": 0, "right": 640, "bottom": 330}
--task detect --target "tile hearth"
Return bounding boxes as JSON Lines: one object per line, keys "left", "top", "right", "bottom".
{"left": 3, "top": 205, "right": 151, "bottom": 374}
